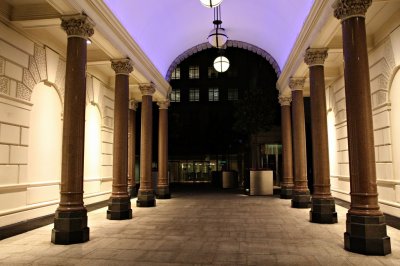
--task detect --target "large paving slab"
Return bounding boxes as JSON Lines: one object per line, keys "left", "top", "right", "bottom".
{"left": 1, "top": 186, "right": 400, "bottom": 265}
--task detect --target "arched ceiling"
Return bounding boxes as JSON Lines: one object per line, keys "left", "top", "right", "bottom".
{"left": 103, "top": 0, "right": 315, "bottom": 78}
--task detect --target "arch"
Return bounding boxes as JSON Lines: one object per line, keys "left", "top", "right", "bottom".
{"left": 27, "top": 82, "right": 63, "bottom": 182}
{"left": 165, "top": 40, "right": 281, "bottom": 81}
{"left": 389, "top": 68, "right": 400, "bottom": 182}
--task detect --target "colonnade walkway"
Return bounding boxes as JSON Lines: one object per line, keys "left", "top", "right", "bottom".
{"left": 1, "top": 184, "right": 400, "bottom": 265}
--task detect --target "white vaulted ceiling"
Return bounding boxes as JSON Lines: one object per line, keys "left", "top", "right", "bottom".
{"left": 103, "top": 0, "right": 315, "bottom": 77}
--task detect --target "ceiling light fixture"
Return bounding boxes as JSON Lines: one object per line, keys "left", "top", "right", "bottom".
{"left": 200, "top": 0, "right": 223, "bottom": 8}
{"left": 207, "top": 6, "right": 228, "bottom": 48}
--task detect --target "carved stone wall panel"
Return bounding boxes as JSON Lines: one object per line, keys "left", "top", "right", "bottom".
{"left": 16, "top": 82, "right": 31, "bottom": 101}
{"left": 34, "top": 45, "right": 47, "bottom": 81}
{"left": 0, "top": 57, "right": 5, "bottom": 75}
{"left": 0, "top": 76, "right": 9, "bottom": 95}
{"left": 22, "top": 68, "right": 35, "bottom": 91}
{"left": 55, "top": 59, "right": 66, "bottom": 100}
{"left": 384, "top": 39, "right": 396, "bottom": 72}
{"left": 28, "top": 56, "right": 41, "bottom": 84}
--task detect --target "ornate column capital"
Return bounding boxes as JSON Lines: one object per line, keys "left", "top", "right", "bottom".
{"left": 111, "top": 59, "right": 134, "bottom": 75}
{"left": 304, "top": 48, "right": 328, "bottom": 67}
{"left": 157, "top": 99, "right": 170, "bottom": 110}
{"left": 279, "top": 95, "right": 292, "bottom": 106}
{"left": 61, "top": 14, "right": 94, "bottom": 39}
{"left": 289, "top": 78, "right": 306, "bottom": 92}
{"left": 139, "top": 83, "right": 156, "bottom": 96}
{"left": 129, "top": 99, "right": 138, "bottom": 111}
{"left": 333, "top": 0, "right": 372, "bottom": 21}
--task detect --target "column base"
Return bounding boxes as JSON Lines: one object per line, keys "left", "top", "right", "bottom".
{"left": 280, "top": 187, "right": 293, "bottom": 199}
{"left": 157, "top": 186, "right": 171, "bottom": 199}
{"left": 310, "top": 198, "right": 337, "bottom": 224}
{"left": 291, "top": 190, "right": 311, "bottom": 208}
{"left": 107, "top": 197, "right": 132, "bottom": 220}
{"left": 344, "top": 213, "right": 391, "bottom": 255}
{"left": 51, "top": 209, "right": 89, "bottom": 245}
{"left": 129, "top": 186, "right": 137, "bottom": 198}
{"left": 137, "top": 190, "right": 156, "bottom": 207}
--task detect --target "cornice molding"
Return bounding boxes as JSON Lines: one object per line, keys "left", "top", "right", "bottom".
{"left": 304, "top": 48, "right": 328, "bottom": 67}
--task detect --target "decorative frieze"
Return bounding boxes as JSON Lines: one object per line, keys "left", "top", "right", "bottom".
{"left": 278, "top": 95, "right": 292, "bottom": 106}
{"left": 289, "top": 78, "right": 306, "bottom": 91}
{"left": 139, "top": 83, "right": 156, "bottom": 96}
{"left": 157, "top": 99, "right": 170, "bottom": 109}
{"left": 333, "top": 0, "right": 372, "bottom": 21}
{"left": 111, "top": 59, "right": 133, "bottom": 75}
{"left": 0, "top": 57, "right": 4, "bottom": 75}
{"left": 22, "top": 68, "right": 35, "bottom": 91}
{"left": 61, "top": 14, "right": 94, "bottom": 39}
{"left": 304, "top": 48, "right": 328, "bottom": 67}
{"left": 55, "top": 59, "right": 66, "bottom": 100}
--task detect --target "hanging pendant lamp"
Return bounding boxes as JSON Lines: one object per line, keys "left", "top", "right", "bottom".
{"left": 207, "top": 6, "right": 228, "bottom": 48}
{"left": 200, "top": 0, "right": 223, "bottom": 8}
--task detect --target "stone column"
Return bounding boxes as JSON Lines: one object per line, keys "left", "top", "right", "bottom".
{"left": 137, "top": 83, "right": 156, "bottom": 207}
{"left": 289, "top": 78, "right": 311, "bottom": 208}
{"left": 128, "top": 99, "right": 138, "bottom": 198}
{"left": 305, "top": 48, "right": 337, "bottom": 223}
{"left": 51, "top": 15, "right": 93, "bottom": 244}
{"left": 107, "top": 59, "right": 133, "bottom": 220}
{"left": 334, "top": 0, "right": 391, "bottom": 255}
{"left": 279, "top": 95, "right": 294, "bottom": 199}
{"left": 157, "top": 100, "right": 171, "bottom": 199}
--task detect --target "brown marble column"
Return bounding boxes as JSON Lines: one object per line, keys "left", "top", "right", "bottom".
{"left": 137, "top": 83, "right": 156, "bottom": 207}
{"left": 279, "top": 95, "right": 294, "bottom": 199}
{"left": 157, "top": 100, "right": 171, "bottom": 199}
{"left": 128, "top": 99, "right": 138, "bottom": 198}
{"left": 289, "top": 78, "right": 311, "bottom": 208}
{"left": 305, "top": 48, "right": 337, "bottom": 224}
{"left": 107, "top": 59, "right": 133, "bottom": 220}
{"left": 334, "top": 0, "right": 390, "bottom": 255}
{"left": 52, "top": 15, "right": 93, "bottom": 244}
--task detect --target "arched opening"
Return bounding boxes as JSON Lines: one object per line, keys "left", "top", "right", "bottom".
{"left": 84, "top": 104, "right": 102, "bottom": 180}
{"left": 27, "top": 82, "right": 62, "bottom": 183}
{"left": 390, "top": 69, "right": 400, "bottom": 182}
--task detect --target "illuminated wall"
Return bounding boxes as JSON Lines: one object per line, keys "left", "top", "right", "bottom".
{"left": 0, "top": 21, "right": 114, "bottom": 227}
{"left": 328, "top": 26, "right": 400, "bottom": 217}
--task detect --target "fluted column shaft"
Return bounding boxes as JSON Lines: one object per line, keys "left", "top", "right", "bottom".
{"left": 52, "top": 15, "right": 93, "bottom": 245}
{"left": 128, "top": 100, "right": 138, "bottom": 197}
{"left": 290, "top": 78, "right": 311, "bottom": 208}
{"left": 157, "top": 100, "right": 171, "bottom": 199}
{"left": 334, "top": 0, "right": 390, "bottom": 255}
{"left": 107, "top": 59, "right": 133, "bottom": 220}
{"left": 279, "top": 96, "right": 294, "bottom": 199}
{"left": 137, "top": 84, "right": 156, "bottom": 207}
{"left": 305, "top": 48, "right": 337, "bottom": 223}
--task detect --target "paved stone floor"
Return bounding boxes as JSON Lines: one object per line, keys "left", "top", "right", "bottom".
{"left": 1, "top": 186, "right": 400, "bottom": 265}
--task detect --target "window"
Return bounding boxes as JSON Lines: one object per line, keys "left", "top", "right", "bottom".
{"left": 228, "top": 88, "right": 239, "bottom": 101}
{"left": 189, "top": 65, "right": 200, "bottom": 79}
{"left": 208, "top": 67, "right": 218, "bottom": 79}
{"left": 208, "top": 88, "right": 219, "bottom": 102}
{"left": 171, "top": 67, "right": 180, "bottom": 80}
{"left": 170, "top": 90, "right": 181, "bottom": 102}
{"left": 189, "top": 88, "right": 200, "bottom": 102}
